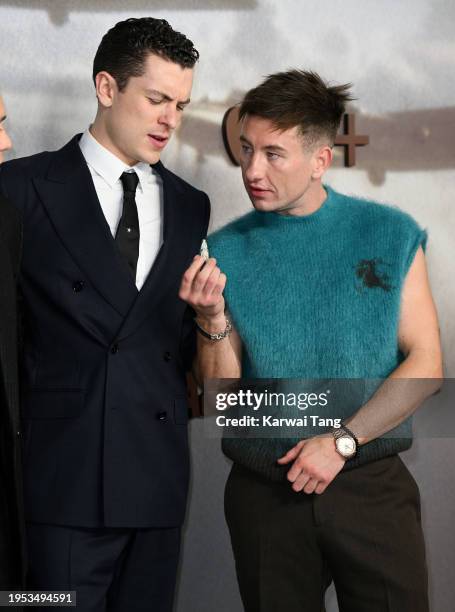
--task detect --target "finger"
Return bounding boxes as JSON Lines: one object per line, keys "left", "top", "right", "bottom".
{"left": 179, "top": 256, "right": 210, "bottom": 297}
{"left": 286, "top": 451, "right": 311, "bottom": 482}
{"left": 212, "top": 273, "right": 227, "bottom": 295}
{"left": 277, "top": 440, "right": 306, "bottom": 464}
{"left": 202, "top": 266, "right": 221, "bottom": 296}
{"left": 291, "top": 471, "right": 311, "bottom": 492}
{"left": 315, "top": 482, "right": 327, "bottom": 495}
{"left": 192, "top": 258, "right": 218, "bottom": 292}
{"left": 287, "top": 458, "right": 307, "bottom": 483}
{"left": 303, "top": 478, "right": 319, "bottom": 495}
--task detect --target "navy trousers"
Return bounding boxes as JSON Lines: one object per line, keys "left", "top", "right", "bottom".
{"left": 26, "top": 524, "right": 181, "bottom": 611}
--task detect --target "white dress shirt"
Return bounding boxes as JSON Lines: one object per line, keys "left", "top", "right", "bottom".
{"left": 79, "top": 129, "right": 163, "bottom": 290}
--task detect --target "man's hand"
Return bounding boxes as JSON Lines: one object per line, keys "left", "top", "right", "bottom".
{"left": 277, "top": 435, "right": 346, "bottom": 494}
{"left": 179, "top": 255, "right": 226, "bottom": 329}
{"left": 179, "top": 255, "right": 241, "bottom": 380}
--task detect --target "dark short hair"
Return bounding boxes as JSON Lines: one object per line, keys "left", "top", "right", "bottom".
{"left": 239, "top": 69, "right": 353, "bottom": 146}
{"left": 93, "top": 17, "right": 199, "bottom": 91}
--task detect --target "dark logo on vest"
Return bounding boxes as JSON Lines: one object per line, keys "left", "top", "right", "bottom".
{"left": 355, "top": 258, "right": 393, "bottom": 292}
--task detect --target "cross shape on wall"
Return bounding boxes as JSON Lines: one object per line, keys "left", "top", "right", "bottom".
{"left": 335, "top": 114, "right": 369, "bottom": 167}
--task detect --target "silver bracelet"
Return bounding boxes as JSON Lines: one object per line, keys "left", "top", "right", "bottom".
{"left": 195, "top": 316, "right": 232, "bottom": 342}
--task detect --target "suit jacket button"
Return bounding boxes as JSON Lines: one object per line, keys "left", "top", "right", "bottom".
{"left": 157, "top": 411, "right": 167, "bottom": 421}
{"left": 110, "top": 343, "right": 119, "bottom": 354}
{"left": 73, "top": 280, "right": 85, "bottom": 292}
{"left": 163, "top": 351, "right": 172, "bottom": 362}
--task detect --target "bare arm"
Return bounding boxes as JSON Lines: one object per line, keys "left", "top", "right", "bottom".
{"left": 179, "top": 255, "right": 242, "bottom": 381}
{"left": 279, "top": 246, "right": 443, "bottom": 494}
{"left": 344, "top": 246, "right": 443, "bottom": 443}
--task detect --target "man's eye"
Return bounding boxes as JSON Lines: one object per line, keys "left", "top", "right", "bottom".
{"left": 177, "top": 105, "right": 186, "bottom": 112}
{"left": 241, "top": 145, "right": 252, "bottom": 154}
{"left": 267, "top": 152, "right": 279, "bottom": 160}
{"left": 148, "top": 97, "right": 163, "bottom": 104}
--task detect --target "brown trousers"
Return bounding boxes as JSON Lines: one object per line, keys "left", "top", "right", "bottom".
{"left": 225, "top": 455, "right": 428, "bottom": 612}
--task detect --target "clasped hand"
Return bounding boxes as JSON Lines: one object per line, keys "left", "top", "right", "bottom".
{"left": 278, "top": 435, "right": 346, "bottom": 494}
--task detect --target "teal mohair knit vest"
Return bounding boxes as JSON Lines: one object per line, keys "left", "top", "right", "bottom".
{"left": 208, "top": 186, "right": 427, "bottom": 480}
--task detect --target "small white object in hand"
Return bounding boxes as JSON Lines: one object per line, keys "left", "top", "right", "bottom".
{"left": 200, "top": 239, "right": 209, "bottom": 260}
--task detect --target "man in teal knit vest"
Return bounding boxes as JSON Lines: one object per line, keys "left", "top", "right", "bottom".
{"left": 180, "top": 70, "right": 442, "bottom": 612}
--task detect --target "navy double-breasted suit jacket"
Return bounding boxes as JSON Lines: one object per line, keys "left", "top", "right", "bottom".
{"left": 0, "top": 135, "right": 210, "bottom": 528}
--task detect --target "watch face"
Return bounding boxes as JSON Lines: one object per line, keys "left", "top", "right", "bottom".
{"left": 336, "top": 435, "right": 356, "bottom": 457}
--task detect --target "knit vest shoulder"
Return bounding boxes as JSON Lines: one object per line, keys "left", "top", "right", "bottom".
{"left": 208, "top": 186, "right": 427, "bottom": 479}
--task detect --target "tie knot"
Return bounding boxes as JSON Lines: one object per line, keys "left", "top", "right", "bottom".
{"left": 120, "top": 171, "right": 139, "bottom": 194}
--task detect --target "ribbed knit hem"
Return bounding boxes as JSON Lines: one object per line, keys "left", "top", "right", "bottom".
{"left": 222, "top": 437, "right": 413, "bottom": 482}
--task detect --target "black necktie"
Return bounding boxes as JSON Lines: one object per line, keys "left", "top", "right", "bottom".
{"left": 116, "top": 172, "right": 140, "bottom": 278}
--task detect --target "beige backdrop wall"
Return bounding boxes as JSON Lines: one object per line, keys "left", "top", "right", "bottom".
{"left": 1, "top": 1, "right": 454, "bottom": 611}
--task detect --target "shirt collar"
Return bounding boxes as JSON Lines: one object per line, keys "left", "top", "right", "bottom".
{"left": 79, "top": 129, "right": 160, "bottom": 190}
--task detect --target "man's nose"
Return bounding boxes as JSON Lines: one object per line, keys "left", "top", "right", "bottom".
{"left": 158, "top": 105, "right": 178, "bottom": 130}
{"left": 244, "top": 155, "right": 264, "bottom": 182}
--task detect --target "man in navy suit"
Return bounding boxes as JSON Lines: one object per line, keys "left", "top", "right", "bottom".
{"left": 0, "top": 18, "right": 209, "bottom": 611}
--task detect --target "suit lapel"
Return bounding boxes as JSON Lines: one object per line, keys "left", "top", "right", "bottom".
{"left": 33, "top": 135, "right": 137, "bottom": 317}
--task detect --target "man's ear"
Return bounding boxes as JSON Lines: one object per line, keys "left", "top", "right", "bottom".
{"left": 311, "top": 145, "right": 333, "bottom": 179}
{"left": 94, "top": 71, "right": 117, "bottom": 108}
